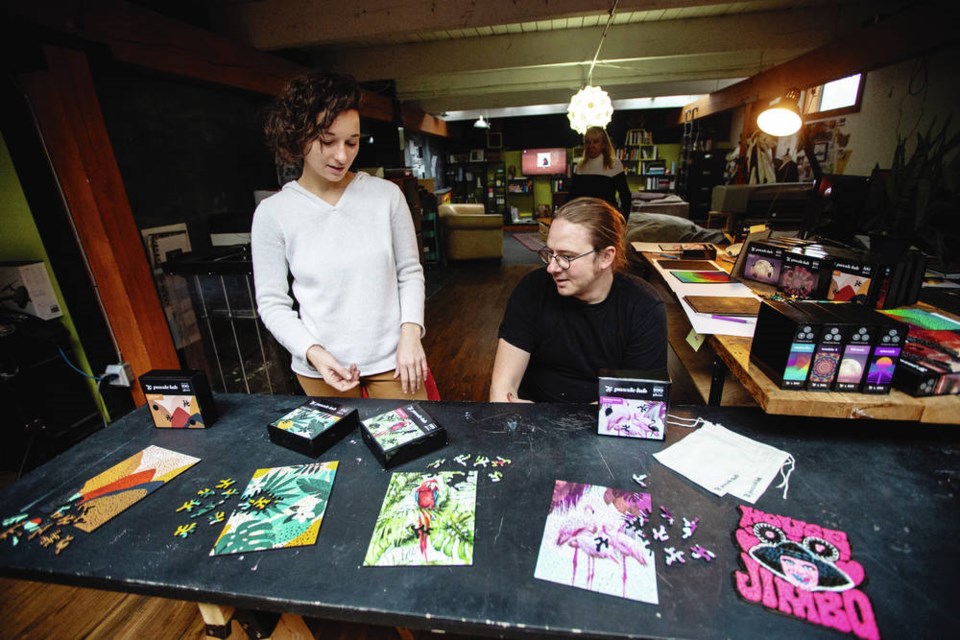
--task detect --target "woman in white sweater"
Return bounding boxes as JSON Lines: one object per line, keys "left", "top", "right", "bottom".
{"left": 252, "top": 71, "right": 429, "bottom": 399}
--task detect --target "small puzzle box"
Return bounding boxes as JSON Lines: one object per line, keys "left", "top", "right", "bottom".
{"left": 268, "top": 398, "right": 359, "bottom": 457}
{"left": 360, "top": 402, "right": 447, "bottom": 469}
{"left": 141, "top": 369, "right": 218, "bottom": 428}
{"left": 597, "top": 370, "right": 671, "bottom": 440}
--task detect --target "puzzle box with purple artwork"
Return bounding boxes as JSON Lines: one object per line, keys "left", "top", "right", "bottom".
{"left": 732, "top": 505, "right": 879, "bottom": 639}
{"left": 742, "top": 241, "right": 784, "bottom": 285}
{"left": 597, "top": 371, "right": 670, "bottom": 440}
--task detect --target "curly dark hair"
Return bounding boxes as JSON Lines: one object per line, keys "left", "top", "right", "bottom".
{"left": 263, "top": 71, "right": 361, "bottom": 164}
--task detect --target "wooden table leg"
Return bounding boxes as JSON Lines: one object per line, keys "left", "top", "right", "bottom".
{"left": 198, "top": 603, "right": 238, "bottom": 639}
{"left": 709, "top": 356, "right": 727, "bottom": 406}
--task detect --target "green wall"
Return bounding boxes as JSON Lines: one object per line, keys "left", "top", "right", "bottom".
{"left": 0, "top": 133, "right": 104, "bottom": 415}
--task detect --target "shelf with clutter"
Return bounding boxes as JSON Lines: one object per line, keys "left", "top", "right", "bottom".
{"left": 619, "top": 128, "right": 677, "bottom": 192}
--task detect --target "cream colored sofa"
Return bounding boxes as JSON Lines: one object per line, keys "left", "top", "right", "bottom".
{"left": 438, "top": 203, "right": 503, "bottom": 261}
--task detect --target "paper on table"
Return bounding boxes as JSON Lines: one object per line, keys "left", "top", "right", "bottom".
{"left": 679, "top": 296, "right": 758, "bottom": 338}
{"left": 653, "top": 421, "right": 793, "bottom": 503}
{"left": 643, "top": 246, "right": 759, "bottom": 337}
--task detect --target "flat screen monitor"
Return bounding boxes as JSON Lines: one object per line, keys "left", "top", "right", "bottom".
{"left": 521, "top": 148, "right": 568, "bottom": 176}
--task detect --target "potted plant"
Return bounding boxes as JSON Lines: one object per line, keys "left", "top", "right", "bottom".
{"left": 862, "top": 117, "right": 960, "bottom": 265}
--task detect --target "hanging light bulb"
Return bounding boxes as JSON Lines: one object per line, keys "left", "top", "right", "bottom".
{"left": 473, "top": 115, "right": 490, "bottom": 129}
{"left": 757, "top": 88, "right": 803, "bottom": 137}
{"left": 567, "top": 85, "right": 614, "bottom": 134}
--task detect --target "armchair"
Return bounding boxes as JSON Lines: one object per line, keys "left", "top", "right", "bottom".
{"left": 437, "top": 204, "right": 503, "bottom": 261}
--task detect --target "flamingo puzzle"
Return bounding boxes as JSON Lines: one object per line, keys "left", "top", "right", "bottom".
{"left": 534, "top": 480, "right": 658, "bottom": 604}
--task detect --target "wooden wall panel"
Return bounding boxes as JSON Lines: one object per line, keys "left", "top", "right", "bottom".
{"left": 19, "top": 46, "right": 181, "bottom": 405}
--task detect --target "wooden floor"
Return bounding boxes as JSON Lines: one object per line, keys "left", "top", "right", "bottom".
{"left": 0, "top": 233, "right": 703, "bottom": 638}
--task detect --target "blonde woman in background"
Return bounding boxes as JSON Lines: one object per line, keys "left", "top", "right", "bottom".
{"left": 567, "top": 126, "right": 632, "bottom": 220}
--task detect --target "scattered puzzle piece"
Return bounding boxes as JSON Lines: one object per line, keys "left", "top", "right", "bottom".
{"left": 473, "top": 455, "right": 490, "bottom": 468}
{"left": 215, "top": 478, "right": 235, "bottom": 490}
{"left": 176, "top": 500, "right": 201, "bottom": 513}
{"left": 682, "top": 516, "right": 699, "bottom": 539}
{"left": 690, "top": 544, "right": 716, "bottom": 562}
{"left": 174, "top": 523, "right": 197, "bottom": 538}
{"left": 664, "top": 546, "right": 686, "bottom": 566}
{"left": 492, "top": 456, "right": 512, "bottom": 467}
{"left": 659, "top": 505, "right": 674, "bottom": 526}
{"left": 488, "top": 471, "right": 503, "bottom": 483}
{"left": 652, "top": 525, "right": 669, "bottom": 542}
{"left": 426, "top": 458, "right": 445, "bottom": 469}
{"left": 631, "top": 473, "right": 648, "bottom": 487}
{"left": 209, "top": 511, "right": 225, "bottom": 525}
{"left": 248, "top": 496, "right": 273, "bottom": 510}
{"left": 221, "top": 488, "right": 238, "bottom": 498}
{"left": 1, "top": 514, "right": 28, "bottom": 527}
{"left": 453, "top": 454, "right": 471, "bottom": 466}
{"left": 54, "top": 535, "right": 73, "bottom": 555}
{"left": 197, "top": 488, "right": 215, "bottom": 498}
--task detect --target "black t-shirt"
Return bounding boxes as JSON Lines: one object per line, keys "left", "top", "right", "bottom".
{"left": 498, "top": 269, "right": 667, "bottom": 403}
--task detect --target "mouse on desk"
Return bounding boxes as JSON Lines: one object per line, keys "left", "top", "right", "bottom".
{"left": 725, "top": 243, "right": 743, "bottom": 258}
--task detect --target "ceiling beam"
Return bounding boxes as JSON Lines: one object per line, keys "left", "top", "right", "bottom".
{"left": 681, "top": 1, "right": 959, "bottom": 123}
{"left": 207, "top": 0, "right": 733, "bottom": 50}
{"left": 6, "top": 0, "right": 446, "bottom": 133}
{"left": 317, "top": 8, "right": 855, "bottom": 82}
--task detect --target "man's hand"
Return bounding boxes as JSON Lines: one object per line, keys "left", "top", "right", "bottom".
{"left": 306, "top": 345, "right": 360, "bottom": 391}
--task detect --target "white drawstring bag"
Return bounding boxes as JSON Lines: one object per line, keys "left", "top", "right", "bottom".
{"left": 654, "top": 418, "right": 795, "bottom": 503}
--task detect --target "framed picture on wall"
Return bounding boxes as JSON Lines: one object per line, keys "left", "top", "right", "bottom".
{"left": 813, "top": 142, "right": 829, "bottom": 162}
{"left": 469, "top": 149, "right": 485, "bottom": 162}
{"left": 486, "top": 132, "right": 502, "bottom": 149}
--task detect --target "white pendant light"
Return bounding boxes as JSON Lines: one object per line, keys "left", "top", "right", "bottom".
{"left": 757, "top": 88, "right": 803, "bottom": 137}
{"left": 473, "top": 115, "right": 490, "bottom": 129}
{"left": 567, "top": 85, "right": 614, "bottom": 134}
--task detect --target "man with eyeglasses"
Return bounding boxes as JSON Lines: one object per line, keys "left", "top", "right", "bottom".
{"left": 490, "top": 197, "right": 667, "bottom": 403}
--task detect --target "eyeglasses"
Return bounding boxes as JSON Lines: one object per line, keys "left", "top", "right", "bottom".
{"left": 537, "top": 247, "right": 597, "bottom": 270}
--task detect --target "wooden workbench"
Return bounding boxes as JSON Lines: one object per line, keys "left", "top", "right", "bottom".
{"left": 634, "top": 246, "right": 960, "bottom": 423}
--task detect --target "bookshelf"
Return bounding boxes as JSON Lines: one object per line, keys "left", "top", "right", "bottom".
{"left": 620, "top": 128, "right": 675, "bottom": 193}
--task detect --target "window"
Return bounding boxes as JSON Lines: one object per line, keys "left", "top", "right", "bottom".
{"left": 802, "top": 73, "right": 864, "bottom": 120}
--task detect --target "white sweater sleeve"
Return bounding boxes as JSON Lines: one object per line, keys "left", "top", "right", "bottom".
{"left": 251, "top": 202, "right": 318, "bottom": 366}
{"left": 390, "top": 185, "right": 426, "bottom": 334}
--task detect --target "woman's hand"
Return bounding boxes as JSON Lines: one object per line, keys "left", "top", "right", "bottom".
{"left": 306, "top": 345, "right": 360, "bottom": 391}
{"left": 395, "top": 323, "right": 429, "bottom": 395}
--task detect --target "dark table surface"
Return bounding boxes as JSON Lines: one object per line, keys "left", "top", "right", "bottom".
{"left": 1, "top": 394, "right": 957, "bottom": 639}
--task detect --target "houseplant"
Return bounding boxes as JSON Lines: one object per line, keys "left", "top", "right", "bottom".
{"left": 862, "top": 117, "right": 960, "bottom": 266}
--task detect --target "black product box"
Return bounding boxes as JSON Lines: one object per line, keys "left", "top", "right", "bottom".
{"left": 861, "top": 318, "right": 909, "bottom": 394}
{"left": 825, "top": 253, "right": 876, "bottom": 304}
{"left": 267, "top": 398, "right": 359, "bottom": 457}
{"left": 360, "top": 403, "right": 447, "bottom": 469}
{"left": 895, "top": 327, "right": 960, "bottom": 396}
{"left": 815, "top": 302, "right": 878, "bottom": 392}
{"left": 777, "top": 251, "right": 832, "bottom": 300}
{"left": 741, "top": 241, "right": 786, "bottom": 286}
{"left": 597, "top": 370, "right": 671, "bottom": 440}
{"left": 141, "top": 369, "right": 218, "bottom": 428}
{"left": 894, "top": 358, "right": 945, "bottom": 397}
{"left": 750, "top": 301, "right": 821, "bottom": 389}
{"left": 874, "top": 251, "right": 926, "bottom": 309}
{"left": 804, "top": 304, "right": 849, "bottom": 391}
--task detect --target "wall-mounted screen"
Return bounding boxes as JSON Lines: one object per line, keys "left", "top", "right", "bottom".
{"left": 521, "top": 148, "right": 568, "bottom": 176}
